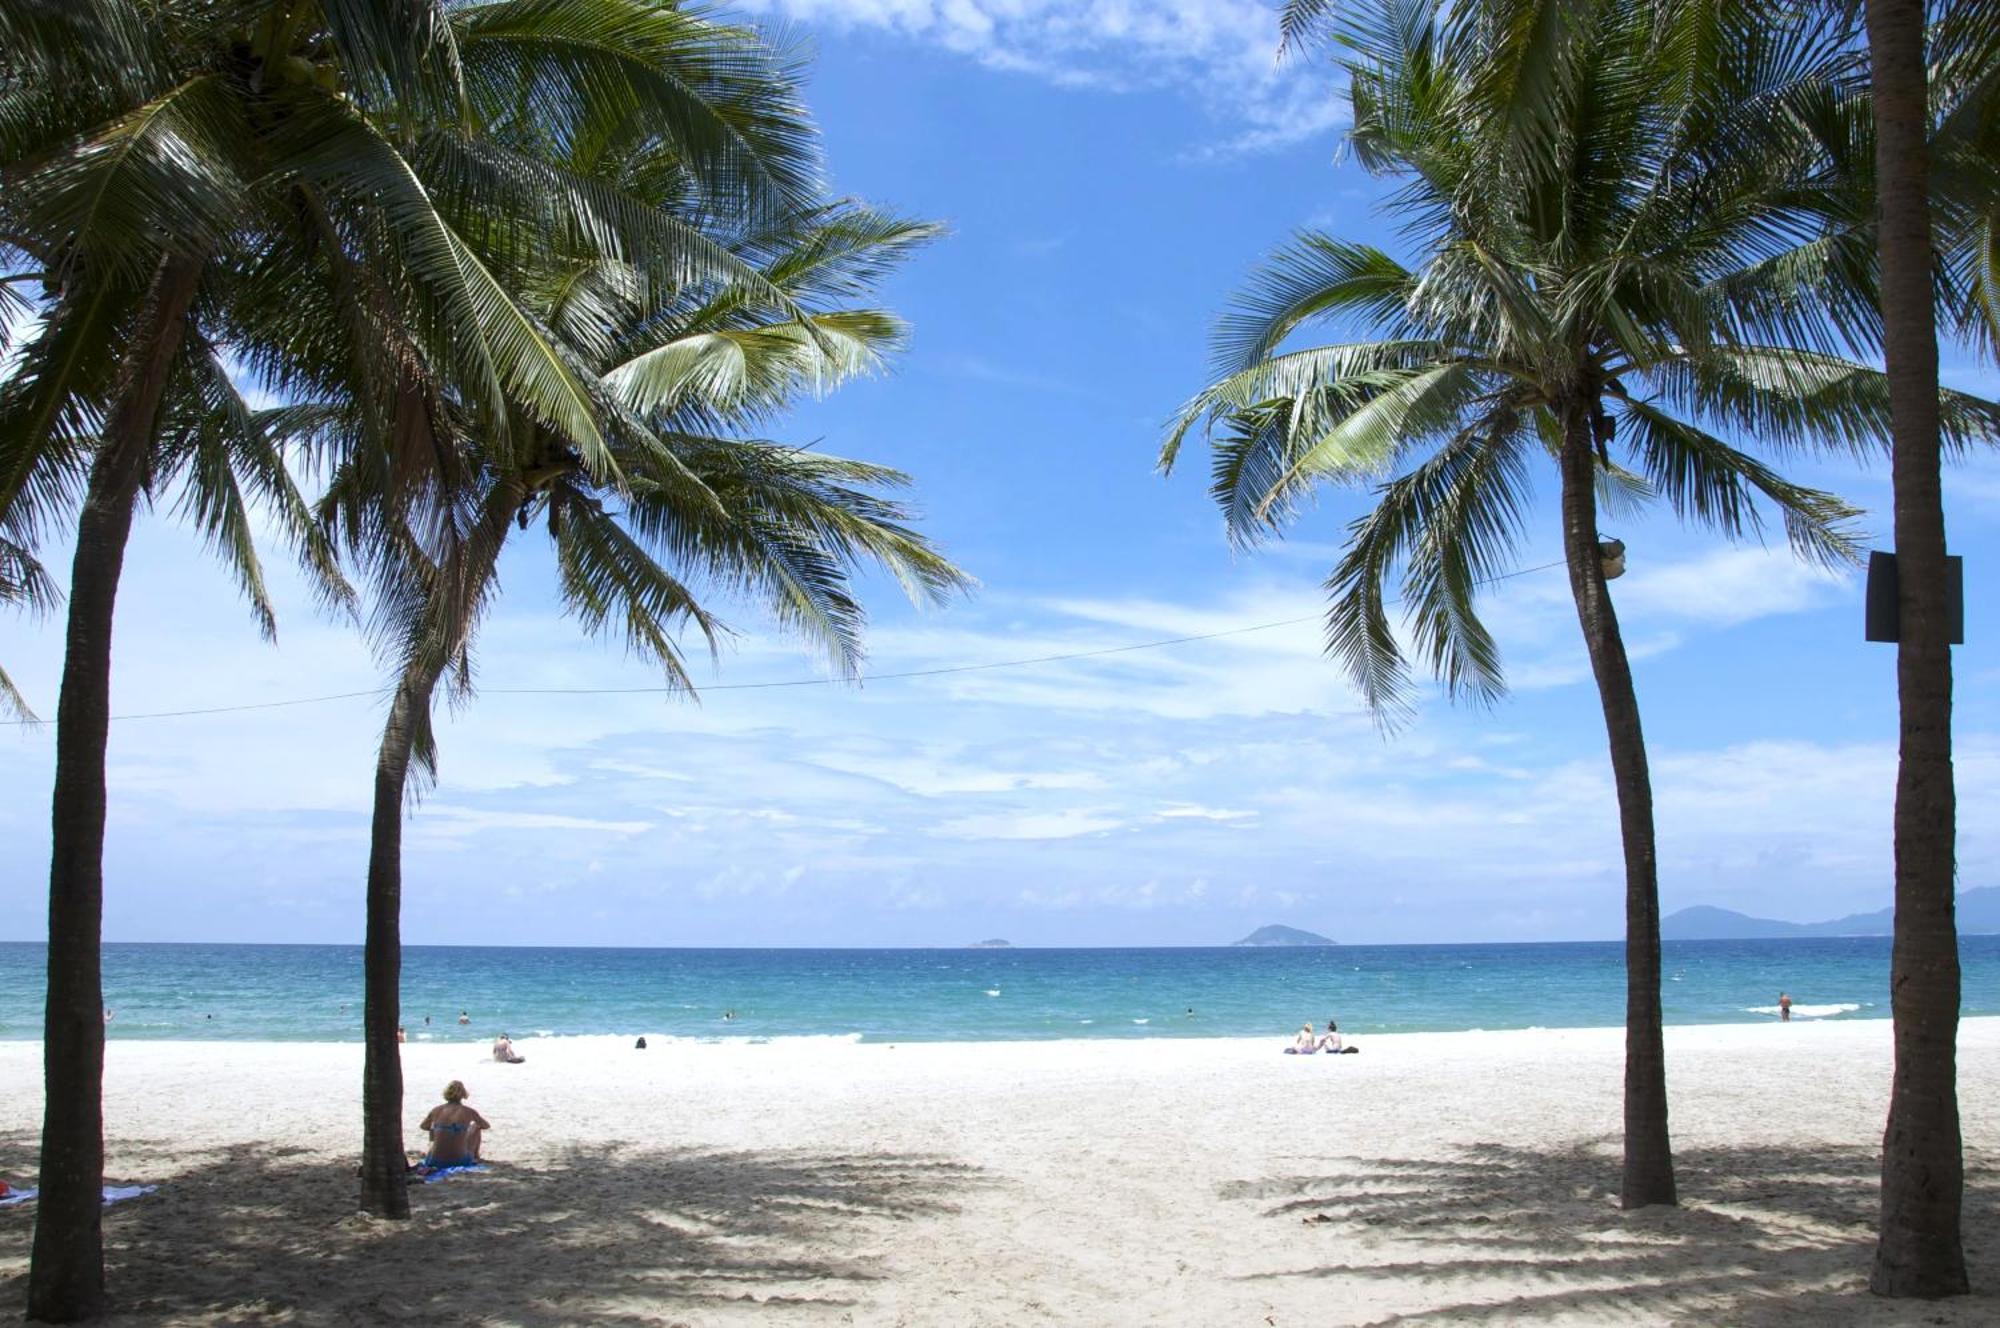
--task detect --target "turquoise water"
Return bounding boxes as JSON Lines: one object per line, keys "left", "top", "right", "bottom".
{"left": 2, "top": 938, "right": 1997, "bottom": 1043}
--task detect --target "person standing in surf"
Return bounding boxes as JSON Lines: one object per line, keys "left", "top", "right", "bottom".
{"left": 1778, "top": 992, "right": 1793, "bottom": 1022}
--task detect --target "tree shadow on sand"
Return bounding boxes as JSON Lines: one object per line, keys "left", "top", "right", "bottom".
{"left": 1223, "top": 1139, "right": 2000, "bottom": 1326}
{"left": 0, "top": 1137, "right": 985, "bottom": 1326}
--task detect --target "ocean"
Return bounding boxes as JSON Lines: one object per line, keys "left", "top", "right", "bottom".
{"left": 2, "top": 937, "right": 1998, "bottom": 1044}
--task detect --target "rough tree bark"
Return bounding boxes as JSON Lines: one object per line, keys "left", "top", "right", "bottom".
{"left": 1865, "top": 0, "right": 1967, "bottom": 1299}
{"left": 1558, "top": 398, "right": 1675, "bottom": 1210}
{"left": 30, "top": 252, "right": 205, "bottom": 1323}
{"left": 358, "top": 479, "right": 529, "bottom": 1218}
{"left": 357, "top": 667, "right": 444, "bottom": 1219}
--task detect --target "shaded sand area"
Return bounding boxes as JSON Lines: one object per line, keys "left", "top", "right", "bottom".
{"left": 2, "top": 1019, "right": 1997, "bottom": 1326}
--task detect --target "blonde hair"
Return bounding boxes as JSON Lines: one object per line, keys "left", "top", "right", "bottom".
{"left": 443, "top": 1080, "right": 467, "bottom": 1103}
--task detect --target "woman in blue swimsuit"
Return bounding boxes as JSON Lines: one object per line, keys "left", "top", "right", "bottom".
{"left": 418, "top": 1080, "right": 491, "bottom": 1169}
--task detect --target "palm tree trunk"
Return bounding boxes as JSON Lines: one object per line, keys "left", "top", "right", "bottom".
{"left": 358, "top": 479, "right": 528, "bottom": 1218}
{"left": 1865, "top": 0, "right": 1967, "bottom": 1298}
{"left": 29, "top": 252, "right": 204, "bottom": 1323}
{"left": 358, "top": 667, "right": 442, "bottom": 1219}
{"left": 1558, "top": 401, "right": 1675, "bottom": 1210}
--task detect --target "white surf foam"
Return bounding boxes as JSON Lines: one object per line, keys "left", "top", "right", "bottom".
{"left": 1747, "top": 1003, "right": 1862, "bottom": 1019}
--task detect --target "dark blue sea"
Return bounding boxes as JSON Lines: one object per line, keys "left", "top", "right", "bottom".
{"left": 2, "top": 938, "right": 1997, "bottom": 1044}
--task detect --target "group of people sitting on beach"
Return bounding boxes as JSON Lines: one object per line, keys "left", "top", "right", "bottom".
{"left": 1284, "top": 1019, "right": 1359, "bottom": 1054}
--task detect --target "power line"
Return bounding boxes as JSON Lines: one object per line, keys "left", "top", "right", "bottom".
{"left": 3, "top": 559, "right": 1569, "bottom": 727}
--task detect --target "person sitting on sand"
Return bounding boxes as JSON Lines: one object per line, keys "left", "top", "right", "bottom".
{"left": 1284, "top": 1023, "right": 1318, "bottom": 1054}
{"left": 419, "top": 1081, "right": 490, "bottom": 1170}
{"left": 1316, "top": 1019, "right": 1359, "bottom": 1054}
{"left": 492, "top": 1032, "right": 524, "bottom": 1064}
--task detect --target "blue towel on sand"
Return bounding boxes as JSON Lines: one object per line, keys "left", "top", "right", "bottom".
{"left": 0, "top": 1185, "right": 156, "bottom": 1209}
{"left": 417, "top": 1161, "right": 487, "bottom": 1185}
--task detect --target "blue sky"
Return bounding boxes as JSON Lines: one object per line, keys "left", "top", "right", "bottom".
{"left": 3, "top": 0, "right": 1999, "bottom": 948}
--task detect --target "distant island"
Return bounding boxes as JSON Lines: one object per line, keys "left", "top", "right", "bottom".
{"left": 966, "top": 938, "right": 1013, "bottom": 949}
{"left": 1231, "top": 924, "right": 1337, "bottom": 947}
{"left": 1661, "top": 887, "right": 2000, "bottom": 941}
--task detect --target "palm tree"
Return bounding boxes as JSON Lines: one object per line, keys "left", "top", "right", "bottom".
{"left": 1, "top": 0, "right": 828, "bottom": 1313}
{"left": 1695, "top": 0, "right": 1997, "bottom": 1288}
{"left": 310, "top": 194, "right": 963, "bottom": 1217}
{"left": 1, "top": 255, "right": 347, "bottom": 1326}
{"left": 1865, "top": 0, "right": 1969, "bottom": 1298}
{"left": 1168, "top": 0, "right": 2000, "bottom": 1209}
{"left": 288, "top": 127, "right": 960, "bottom": 1216}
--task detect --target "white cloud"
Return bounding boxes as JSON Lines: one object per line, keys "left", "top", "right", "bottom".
{"left": 6, "top": 511, "right": 1983, "bottom": 946}
{"left": 411, "top": 807, "right": 655, "bottom": 839}
{"left": 806, "top": 747, "right": 1110, "bottom": 794}
{"left": 1613, "top": 546, "right": 1853, "bottom": 627}
{"left": 1152, "top": 802, "right": 1256, "bottom": 822}
{"left": 935, "top": 807, "right": 1128, "bottom": 839}
{"left": 743, "top": 0, "right": 1345, "bottom": 153}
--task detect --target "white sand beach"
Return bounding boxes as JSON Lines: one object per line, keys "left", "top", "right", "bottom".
{"left": 2, "top": 1019, "right": 1996, "bottom": 1326}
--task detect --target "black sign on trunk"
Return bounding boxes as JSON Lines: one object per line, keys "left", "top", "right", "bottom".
{"left": 1865, "top": 550, "right": 1964, "bottom": 643}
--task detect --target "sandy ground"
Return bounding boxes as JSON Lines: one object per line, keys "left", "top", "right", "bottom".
{"left": 1, "top": 1018, "right": 1996, "bottom": 1326}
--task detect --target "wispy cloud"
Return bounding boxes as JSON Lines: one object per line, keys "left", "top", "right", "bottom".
{"left": 743, "top": 0, "right": 1345, "bottom": 154}
{"left": 1613, "top": 546, "right": 1854, "bottom": 626}
{"left": 936, "top": 807, "right": 1128, "bottom": 839}
{"left": 3, "top": 522, "right": 1974, "bottom": 945}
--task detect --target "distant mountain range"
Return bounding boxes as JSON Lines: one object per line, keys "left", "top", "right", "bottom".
{"left": 1661, "top": 887, "right": 2000, "bottom": 940}
{"left": 965, "top": 938, "right": 1012, "bottom": 949}
{"left": 1232, "top": 924, "right": 1337, "bottom": 947}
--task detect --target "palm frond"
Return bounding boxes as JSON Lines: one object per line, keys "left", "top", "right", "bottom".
{"left": 158, "top": 348, "right": 281, "bottom": 639}
{"left": 1252, "top": 363, "right": 1484, "bottom": 528}
{"left": 1616, "top": 395, "right": 1866, "bottom": 568}
{"left": 320, "top": 0, "right": 467, "bottom": 120}
{"left": 604, "top": 310, "right": 903, "bottom": 418}
{"left": 1277, "top": 0, "right": 1341, "bottom": 54}
{"left": 549, "top": 481, "right": 715, "bottom": 684}
{"left": 1653, "top": 345, "right": 2000, "bottom": 458}
{"left": 0, "top": 274, "right": 135, "bottom": 548}
{"left": 1324, "top": 410, "right": 1534, "bottom": 725}
{"left": 0, "top": 659, "right": 38, "bottom": 724}
{"left": 453, "top": 0, "right": 822, "bottom": 221}
{"left": 280, "top": 91, "right": 611, "bottom": 470}
{"left": 1161, "top": 338, "right": 1453, "bottom": 473}
{"left": 7, "top": 74, "right": 247, "bottom": 281}
{"left": 1213, "top": 235, "right": 1420, "bottom": 374}
{"left": 619, "top": 435, "right": 965, "bottom": 672}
